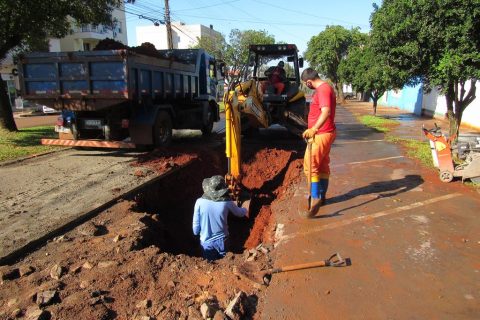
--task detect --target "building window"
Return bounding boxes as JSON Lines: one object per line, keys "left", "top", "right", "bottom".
{"left": 83, "top": 43, "right": 91, "bottom": 51}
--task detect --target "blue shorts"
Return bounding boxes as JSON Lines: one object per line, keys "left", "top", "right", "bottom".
{"left": 201, "top": 237, "right": 229, "bottom": 261}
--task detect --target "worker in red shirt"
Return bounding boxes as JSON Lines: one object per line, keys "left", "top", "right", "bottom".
{"left": 261, "top": 61, "right": 286, "bottom": 95}
{"left": 301, "top": 68, "right": 336, "bottom": 218}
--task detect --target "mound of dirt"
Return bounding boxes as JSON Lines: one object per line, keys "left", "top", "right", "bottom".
{"left": 0, "top": 144, "right": 303, "bottom": 319}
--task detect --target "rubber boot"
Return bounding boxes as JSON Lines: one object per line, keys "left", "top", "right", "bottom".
{"left": 319, "top": 178, "right": 329, "bottom": 205}
{"left": 307, "top": 181, "right": 322, "bottom": 218}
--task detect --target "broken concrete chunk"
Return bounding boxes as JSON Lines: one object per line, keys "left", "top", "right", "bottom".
{"left": 25, "top": 305, "right": 49, "bottom": 320}
{"left": 82, "top": 261, "right": 94, "bottom": 270}
{"left": 225, "top": 291, "right": 250, "bottom": 320}
{"left": 49, "top": 264, "right": 64, "bottom": 280}
{"left": 77, "top": 221, "right": 102, "bottom": 237}
{"left": 19, "top": 265, "right": 35, "bottom": 277}
{"left": 53, "top": 235, "right": 71, "bottom": 243}
{"left": 200, "top": 301, "right": 219, "bottom": 319}
{"left": 36, "top": 290, "right": 57, "bottom": 306}
{"left": 136, "top": 299, "right": 152, "bottom": 309}
{"left": 97, "top": 261, "right": 116, "bottom": 268}
{"left": 113, "top": 235, "right": 123, "bottom": 243}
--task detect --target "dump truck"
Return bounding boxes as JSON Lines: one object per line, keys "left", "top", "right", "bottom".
{"left": 224, "top": 44, "right": 308, "bottom": 201}
{"left": 18, "top": 49, "right": 224, "bottom": 148}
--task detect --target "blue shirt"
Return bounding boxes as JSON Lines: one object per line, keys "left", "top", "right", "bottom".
{"left": 192, "top": 198, "right": 247, "bottom": 244}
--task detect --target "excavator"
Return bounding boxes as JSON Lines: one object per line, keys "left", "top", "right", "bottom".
{"left": 224, "top": 44, "right": 308, "bottom": 203}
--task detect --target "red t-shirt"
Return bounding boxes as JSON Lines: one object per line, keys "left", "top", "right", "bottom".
{"left": 308, "top": 83, "right": 336, "bottom": 133}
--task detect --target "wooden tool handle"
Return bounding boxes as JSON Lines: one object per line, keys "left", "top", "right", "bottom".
{"left": 272, "top": 261, "right": 327, "bottom": 274}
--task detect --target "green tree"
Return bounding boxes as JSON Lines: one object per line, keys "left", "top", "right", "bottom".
{"left": 192, "top": 33, "right": 227, "bottom": 61}
{"left": 0, "top": 0, "right": 130, "bottom": 132}
{"left": 370, "top": 0, "right": 480, "bottom": 138}
{"left": 339, "top": 37, "right": 406, "bottom": 115}
{"left": 224, "top": 29, "right": 275, "bottom": 84}
{"left": 305, "top": 26, "right": 366, "bottom": 103}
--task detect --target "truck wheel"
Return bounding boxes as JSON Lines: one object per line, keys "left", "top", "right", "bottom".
{"left": 201, "top": 109, "right": 214, "bottom": 135}
{"left": 154, "top": 111, "right": 173, "bottom": 147}
{"left": 439, "top": 170, "right": 453, "bottom": 183}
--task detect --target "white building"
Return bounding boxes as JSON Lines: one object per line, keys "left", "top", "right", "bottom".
{"left": 136, "top": 22, "right": 221, "bottom": 49}
{"left": 49, "top": 6, "right": 128, "bottom": 52}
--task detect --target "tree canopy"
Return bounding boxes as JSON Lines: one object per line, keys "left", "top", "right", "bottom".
{"left": 0, "top": 0, "right": 128, "bottom": 131}
{"left": 339, "top": 35, "right": 404, "bottom": 115}
{"left": 370, "top": 0, "right": 480, "bottom": 137}
{"left": 192, "top": 33, "right": 227, "bottom": 62}
{"left": 304, "top": 25, "right": 366, "bottom": 101}
{"left": 224, "top": 29, "right": 275, "bottom": 83}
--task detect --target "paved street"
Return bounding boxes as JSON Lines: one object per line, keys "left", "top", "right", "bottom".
{"left": 262, "top": 103, "right": 480, "bottom": 319}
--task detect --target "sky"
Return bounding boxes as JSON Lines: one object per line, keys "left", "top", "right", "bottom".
{"left": 125, "top": 0, "right": 377, "bottom": 55}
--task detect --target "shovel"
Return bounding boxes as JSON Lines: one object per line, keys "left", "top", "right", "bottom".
{"left": 306, "top": 139, "right": 313, "bottom": 211}
{"left": 236, "top": 253, "right": 350, "bottom": 285}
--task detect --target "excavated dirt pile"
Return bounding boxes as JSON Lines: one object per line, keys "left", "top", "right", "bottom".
{"left": 0, "top": 142, "right": 303, "bottom": 320}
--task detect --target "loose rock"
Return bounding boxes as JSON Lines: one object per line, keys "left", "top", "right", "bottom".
{"left": 136, "top": 299, "right": 152, "bottom": 309}
{"left": 50, "top": 264, "right": 64, "bottom": 280}
{"left": 36, "top": 290, "right": 57, "bottom": 306}
{"left": 25, "top": 306, "right": 49, "bottom": 320}
{"left": 225, "top": 291, "right": 252, "bottom": 320}
{"left": 19, "top": 265, "right": 35, "bottom": 277}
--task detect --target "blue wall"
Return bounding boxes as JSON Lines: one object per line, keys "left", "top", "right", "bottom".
{"left": 378, "top": 84, "right": 423, "bottom": 115}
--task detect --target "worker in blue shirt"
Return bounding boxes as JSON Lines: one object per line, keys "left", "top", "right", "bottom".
{"left": 193, "top": 175, "right": 250, "bottom": 261}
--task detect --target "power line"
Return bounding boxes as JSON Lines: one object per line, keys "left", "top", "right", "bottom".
{"left": 254, "top": 0, "right": 370, "bottom": 28}
{"left": 173, "top": 0, "right": 241, "bottom": 12}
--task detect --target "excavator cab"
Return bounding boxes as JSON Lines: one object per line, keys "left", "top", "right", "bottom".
{"left": 244, "top": 44, "right": 307, "bottom": 135}
{"left": 224, "top": 44, "right": 308, "bottom": 203}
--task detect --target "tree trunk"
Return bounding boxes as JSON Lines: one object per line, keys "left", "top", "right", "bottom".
{"left": 0, "top": 79, "right": 18, "bottom": 132}
{"left": 335, "top": 82, "right": 345, "bottom": 104}
{"left": 446, "top": 80, "right": 476, "bottom": 141}
{"left": 370, "top": 92, "right": 378, "bottom": 116}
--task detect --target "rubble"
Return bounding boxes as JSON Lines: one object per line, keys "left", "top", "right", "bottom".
{"left": 36, "top": 290, "right": 57, "bottom": 306}
{"left": 0, "top": 146, "right": 301, "bottom": 318}
{"left": 49, "top": 264, "right": 64, "bottom": 280}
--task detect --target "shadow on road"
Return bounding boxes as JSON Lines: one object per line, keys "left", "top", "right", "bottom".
{"left": 313, "top": 174, "right": 424, "bottom": 219}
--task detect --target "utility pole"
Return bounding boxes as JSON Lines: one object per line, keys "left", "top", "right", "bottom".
{"left": 164, "top": 0, "right": 173, "bottom": 49}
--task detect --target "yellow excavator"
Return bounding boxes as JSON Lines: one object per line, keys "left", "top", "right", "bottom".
{"left": 224, "top": 44, "right": 308, "bottom": 203}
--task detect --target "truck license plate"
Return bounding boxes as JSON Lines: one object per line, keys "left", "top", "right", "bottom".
{"left": 55, "top": 126, "right": 71, "bottom": 133}
{"left": 84, "top": 119, "right": 102, "bottom": 129}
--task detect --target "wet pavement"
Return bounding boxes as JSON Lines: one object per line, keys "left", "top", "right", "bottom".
{"left": 262, "top": 102, "right": 480, "bottom": 319}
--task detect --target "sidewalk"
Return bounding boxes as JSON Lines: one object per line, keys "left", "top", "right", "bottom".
{"left": 261, "top": 102, "right": 480, "bottom": 319}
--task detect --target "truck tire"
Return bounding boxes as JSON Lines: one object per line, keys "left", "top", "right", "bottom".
{"left": 201, "top": 108, "right": 214, "bottom": 135}
{"left": 154, "top": 111, "right": 173, "bottom": 146}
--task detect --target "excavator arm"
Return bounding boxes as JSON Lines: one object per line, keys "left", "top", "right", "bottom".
{"left": 224, "top": 79, "right": 269, "bottom": 203}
